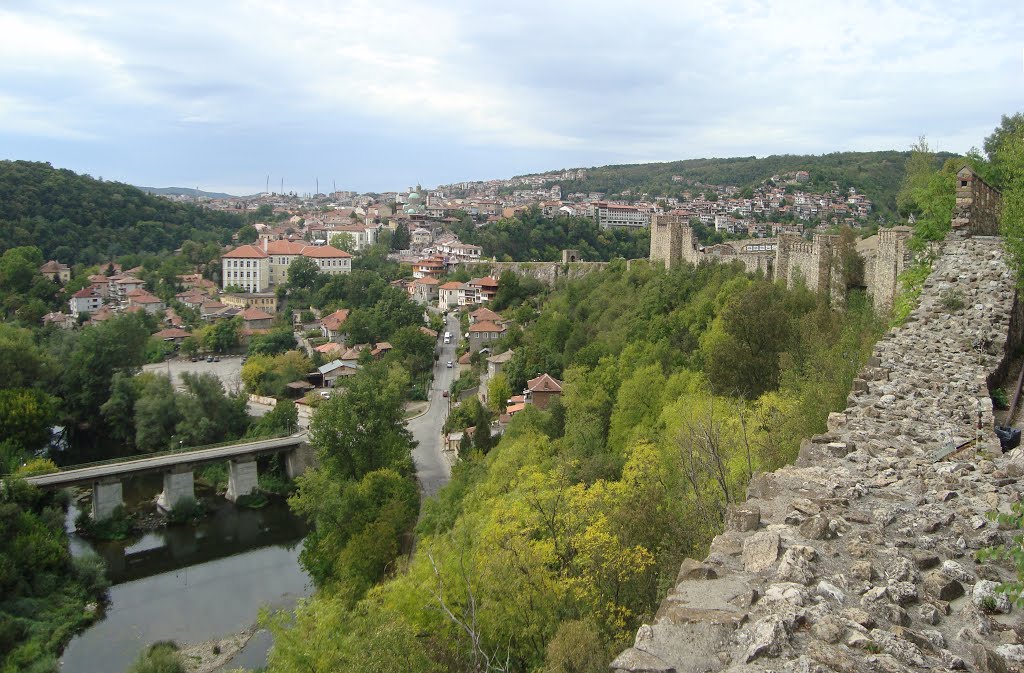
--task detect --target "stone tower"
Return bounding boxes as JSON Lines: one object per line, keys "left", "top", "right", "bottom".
{"left": 650, "top": 214, "right": 688, "bottom": 269}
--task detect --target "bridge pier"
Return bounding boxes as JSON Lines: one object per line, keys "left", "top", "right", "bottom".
{"left": 156, "top": 466, "right": 195, "bottom": 511}
{"left": 285, "top": 443, "right": 315, "bottom": 479}
{"left": 92, "top": 478, "right": 124, "bottom": 521}
{"left": 226, "top": 457, "right": 259, "bottom": 502}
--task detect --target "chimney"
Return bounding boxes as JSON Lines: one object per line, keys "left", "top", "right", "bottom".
{"left": 262, "top": 237, "right": 268, "bottom": 252}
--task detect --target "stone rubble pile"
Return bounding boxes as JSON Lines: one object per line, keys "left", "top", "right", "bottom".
{"left": 613, "top": 234, "right": 1024, "bottom": 673}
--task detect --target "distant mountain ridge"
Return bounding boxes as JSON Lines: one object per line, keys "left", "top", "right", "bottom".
{"left": 136, "top": 186, "right": 236, "bottom": 199}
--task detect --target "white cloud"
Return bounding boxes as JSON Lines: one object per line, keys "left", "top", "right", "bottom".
{"left": 0, "top": 0, "right": 1022, "bottom": 188}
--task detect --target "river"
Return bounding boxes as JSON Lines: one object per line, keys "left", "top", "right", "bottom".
{"left": 57, "top": 319, "right": 458, "bottom": 673}
{"left": 60, "top": 475, "right": 310, "bottom": 673}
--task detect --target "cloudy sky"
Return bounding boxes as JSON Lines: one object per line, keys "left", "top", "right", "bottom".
{"left": 1, "top": 1, "right": 1021, "bottom": 195}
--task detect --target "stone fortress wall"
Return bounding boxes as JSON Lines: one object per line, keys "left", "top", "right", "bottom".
{"left": 614, "top": 184, "right": 1024, "bottom": 673}
{"left": 650, "top": 213, "right": 914, "bottom": 312}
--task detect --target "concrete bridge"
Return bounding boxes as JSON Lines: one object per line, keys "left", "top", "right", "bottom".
{"left": 24, "top": 433, "right": 313, "bottom": 520}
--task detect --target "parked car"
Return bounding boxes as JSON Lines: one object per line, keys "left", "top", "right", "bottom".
{"left": 190, "top": 357, "right": 198, "bottom": 362}
{"left": 320, "top": 391, "right": 332, "bottom": 399}
{"left": 442, "top": 390, "right": 449, "bottom": 398}
{"left": 446, "top": 360, "right": 453, "bottom": 368}
{"left": 206, "top": 356, "right": 214, "bottom": 362}
{"left": 213, "top": 357, "right": 220, "bottom": 362}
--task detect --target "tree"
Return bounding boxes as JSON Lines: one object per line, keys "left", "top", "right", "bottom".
{"left": 984, "top": 112, "right": 1024, "bottom": 188}
{"left": 0, "top": 388, "right": 59, "bottom": 464}
{"left": 390, "top": 222, "right": 411, "bottom": 250}
{"left": 388, "top": 325, "right": 435, "bottom": 375}
{"left": 203, "top": 317, "right": 241, "bottom": 354}
{"left": 487, "top": 373, "right": 512, "bottom": 413}
{"left": 330, "top": 233, "right": 357, "bottom": 254}
{"left": 287, "top": 256, "right": 322, "bottom": 290}
{"left": 248, "top": 329, "right": 298, "bottom": 356}
{"left": 175, "top": 372, "right": 250, "bottom": 446}
{"left": 307, "top": 363, "right": 415, "bottom": 481}
{"left": 61, "top": 314, "right": 149, "bottom": 424}
{"left": 133, "top": 374, "right": 182, "bottom": 452}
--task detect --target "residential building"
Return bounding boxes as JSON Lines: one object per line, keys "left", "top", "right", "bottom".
{"left": 409, "top": 277, "right": 440, "bottom": 304}
{"left": 241, "top": 307, "right": 274, "bottom": 330}
{"left": 468, "top": 277, "right": 499, "bottom": 303}
{"left": 439, "top": 281, "right": 478, "bottom": 308}
{"left": 526, "top": 373, "right": 563, "bottom": 410}
{"left": 486, "top": 349, "right": 515, "bottom": 379}
{"left": 469, "top": 306, "right": 503, "bottom": 325}
{"left": 468, "top": 320, "right": 506, "bottom": 353}
{"left": 413, "top": 255, "right": 446, "bottom": 279}
{"left": 42, "top": 311, "right": 75, "bottom": 329}
{"left": 153, "top": 327, "right": 191, "bottom": 344}
{"left": 39, "top": 260, "right": 71, "bottom": 283}
{"left": 221, "top": 292, "right": 278, "bottom": 314}
{"left": 126, "top": 290, "right": 166, "bottom": 314}
{"left": 108, "top": 275, "right": 146, "bottom": 307}
{"left": 69, "top": 286, "right": 104, "bottom": 318}
{"left": 320, "top": 308, "right": 351, "bottom": 342}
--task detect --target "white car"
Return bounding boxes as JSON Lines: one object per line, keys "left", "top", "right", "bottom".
{"left": 446, "top": 361, "right": 453, "bottom": 368}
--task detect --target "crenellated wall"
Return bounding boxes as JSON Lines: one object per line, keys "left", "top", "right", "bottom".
{"left": 652, "top": 219, "right": 915, "bottom": 313}
{"left": 616, "top": 208, "right": 1024, "bottom": 672}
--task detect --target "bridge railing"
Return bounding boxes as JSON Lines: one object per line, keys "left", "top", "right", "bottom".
{"left": 4, "top": 430, "right": 303, "bottom": 478}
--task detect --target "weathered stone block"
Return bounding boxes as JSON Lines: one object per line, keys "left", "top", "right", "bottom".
{"left": 742, "top": 532, "right": 780, "bottom": 572}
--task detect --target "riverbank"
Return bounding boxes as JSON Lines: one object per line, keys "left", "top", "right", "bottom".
{"left": 179, "top": 626, "right": 257, "bottom": 673}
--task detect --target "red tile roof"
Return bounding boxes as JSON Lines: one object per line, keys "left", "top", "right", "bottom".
{"left": 223, "top": 245, "right": 268, "bottom": 259}
{"left": 528, "top": 373, "right": 562, "bottom": 393}
{"left": 241, "top": 307, "right": 274, "bottom": 321}
{"left": 320, "top": 308, "right": 350, "bottom": 332}
{"left": 302, "top": 246, "right": 352, "bottom": 259}
{"left": 468, "top": 320, "right": 505, "bottom": 333}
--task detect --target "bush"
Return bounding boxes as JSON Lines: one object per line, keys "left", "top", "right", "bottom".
{"left": 236, "top": 492, "right": 269, "bottom": 509}
{"left": 165, "top": 497, "right": 204, "bottom": 525}
{"left": 127, "top": 641, "right": 186, "bottom": 673}
{"left": 71, "top": 553, "right": 110, "bottom": 596}
{"left": 993, "top": 388, "right": 1010, "bottom": 410}
{"left": 76, "top": 505, "right": 134, "bottom": 541}
{"left": 196, "top": 463, "right": 228, "bottom": 492}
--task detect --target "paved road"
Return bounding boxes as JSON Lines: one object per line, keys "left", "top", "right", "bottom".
{"left": 25, "top": 433, "right": 307, "bottom": 489}
{"left": 409, "top": 313, "right": 460, "bottom": 498}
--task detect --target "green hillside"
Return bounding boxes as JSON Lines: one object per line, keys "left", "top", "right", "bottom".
{"left": 526, "top": 151, "right": 958, "bottom": 220}
{"left": 0, "top": 161, "right": 243, "bottom": 265}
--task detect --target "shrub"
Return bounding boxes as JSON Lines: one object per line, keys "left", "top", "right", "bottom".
{"left": 940, "top": 288, "right": 966, "bottom": 312}
{"left": 127, "top": 641, "right": 186, "bottom": 673}
{"left": 76, "top": 505, "right": 134, "bottom": 541}
{"left": 165, "top": 497, "right": 204, "bottom": 525}
{"left": 72, "top": 553, "right": 110, "bottom": 596}
{"left": 236, "top": 492, "right": 269, "bottom": 509}
{"left": 993, "top": 388, "right": 1010, "bottom": 410}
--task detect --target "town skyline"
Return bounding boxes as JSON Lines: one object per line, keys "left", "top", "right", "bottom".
{"left": 2, "top": 1, "right": 1022, "bottom": 194}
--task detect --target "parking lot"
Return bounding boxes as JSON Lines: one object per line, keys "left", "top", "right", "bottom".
{"left": 141, "top": 355, "right": 245, "bottom": 393}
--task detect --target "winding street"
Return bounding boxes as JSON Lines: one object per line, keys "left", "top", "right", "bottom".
{"left": 408, "top": 313, "right": 460, "bottom": 498}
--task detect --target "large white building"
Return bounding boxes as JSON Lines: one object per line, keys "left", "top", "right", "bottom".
{"left": 221, "top": 239, "right": 352, "bottom": 292}
{"left": 595, "top": 202, "right": 652, "bottom": 229}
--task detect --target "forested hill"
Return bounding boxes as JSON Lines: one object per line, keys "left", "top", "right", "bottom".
{"left": 523, "top": 151, "right": 957, "bottom": 220}
{"left": 0, "top": 161, "right": 243, "bottom": 265}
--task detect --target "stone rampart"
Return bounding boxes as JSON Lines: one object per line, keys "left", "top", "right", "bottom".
{"left": 651, "top": 219, "right": 918, "bottom": 313}
{"left": 954, "top": 166, "right": 1002, "bottom": 236}
{"left": 615, "top": 229, "right": 1024, "bottom": 673}
{"left": 483, "top": 260, "right": 610, "bottom": 286}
